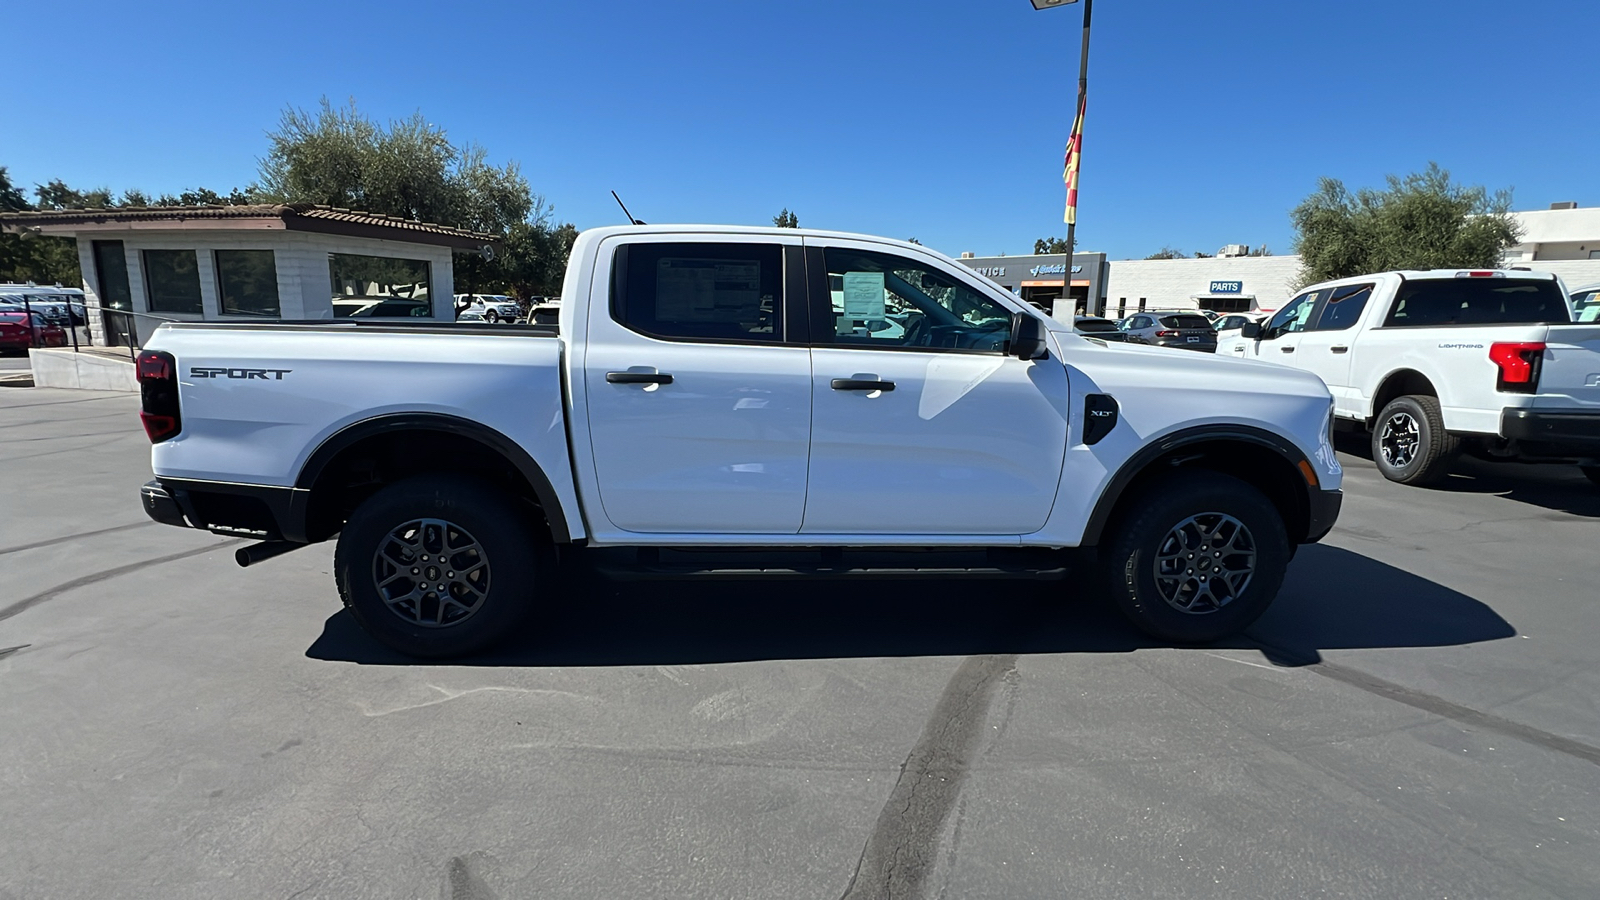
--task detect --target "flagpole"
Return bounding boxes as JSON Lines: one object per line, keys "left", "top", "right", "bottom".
{"left": 1064, "top": 0, "right": 1091, "bottom": 312}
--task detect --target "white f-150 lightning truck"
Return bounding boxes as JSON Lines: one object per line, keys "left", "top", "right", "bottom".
{"left": 1216, "top": 269, "right": 1600, "bottom": 486}
{"left": 136, "top": 225, "right": 1342, "bottom": 657}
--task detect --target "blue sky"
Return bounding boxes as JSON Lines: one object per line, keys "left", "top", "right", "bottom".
{"left": 4, "top": 0, "right": 1595, "bottom": 260}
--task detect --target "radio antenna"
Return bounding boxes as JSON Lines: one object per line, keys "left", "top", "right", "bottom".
{"left": 610, "top": 191, "right": 644, "bottom": 225}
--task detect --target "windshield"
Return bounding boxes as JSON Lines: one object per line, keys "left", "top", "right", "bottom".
{"left": 1385, "top": 278, "right": 1572, "bottom": 327}
{"left": 1160, "top": 315, "right": 1214, "bottom": 329}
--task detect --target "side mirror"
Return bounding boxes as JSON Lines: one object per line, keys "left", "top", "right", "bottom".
{"left": 1010, "top": 312, "right": 1049, "bottom": 360}
{"left": 1240, "top": 321, "right": 1262, "bottom": 339}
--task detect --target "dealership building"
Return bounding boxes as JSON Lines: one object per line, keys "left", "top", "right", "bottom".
{"left": 955, "top": 203, "right": 1600, "bottom": 322}
{"left": 956, "top": 247, "right": 1300, "bottom": 319}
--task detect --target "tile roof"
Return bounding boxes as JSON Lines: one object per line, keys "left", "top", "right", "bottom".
{"left": 0, "top": 203, "right": 501, "bottom": 249}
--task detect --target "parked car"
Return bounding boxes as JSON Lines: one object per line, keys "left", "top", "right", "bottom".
{"left": 0, "top": 310, "right": 67, "bottom": 352}
{"left": 1217, "top": 269, "right": 1600, "bottom": 485}
{"left": 0, "top": 288, "right": 86, "bottom": 325}
{"left": 1120, "top": 312, "right": 1218, "bottom": 351}
{"left": 332, "top": 297, "right": 434, "bottom": 318}
{"left": 135, "top": 224, "right": 1342, "bottom": 658}
{"left": 1571, "top": 283, "right": 1600, "bottom": 322}
{"left": 1213, "top": 313, "right": 1262, "bottom": 333}
{"left": 455, "top": 294, "right": 523, "bottom": 323}
{"left": 1072, "top": 316, "right": 1126, "bottom": 341}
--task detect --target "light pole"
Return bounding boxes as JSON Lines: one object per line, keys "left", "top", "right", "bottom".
{"left": 1031, "top": 0, "right": 1092, "bottom": 312}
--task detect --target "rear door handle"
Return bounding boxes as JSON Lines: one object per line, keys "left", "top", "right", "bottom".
{"left": 1330, "top": 346, "right": 1349, "bottom": 354}
{"left": 1280, "top": 346, "right": 1295, "bottom": 353}
{"left": 606, "top": 371, "right": 673, "bottom": 385}
{"left": 831, "top": 378, "right": 895, "bottom": 392}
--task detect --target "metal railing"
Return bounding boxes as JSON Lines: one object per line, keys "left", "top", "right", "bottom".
{"left": 95, "top": 309, "right": 181, "bottom": 361}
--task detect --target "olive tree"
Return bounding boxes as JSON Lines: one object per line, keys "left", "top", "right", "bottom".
{"left": 1291, "top": 163, "right": 1521, "bottom": 286}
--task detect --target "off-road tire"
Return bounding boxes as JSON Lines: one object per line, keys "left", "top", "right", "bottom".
{"left": 334, "top": 474, "right": 540, "bottom": 658}
{"left": 1371, "top": 395, "right": 1458, "bottom": 486}
{"left": 1101, "top": 470, "right": 1290, "bottom": 644}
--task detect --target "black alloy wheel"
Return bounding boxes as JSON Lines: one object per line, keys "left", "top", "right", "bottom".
{"left": 335, "top": 474, "right": 542, "bottom": 658}
{"left": 1101, "top": 470, "right": 1290, "bottom": 643}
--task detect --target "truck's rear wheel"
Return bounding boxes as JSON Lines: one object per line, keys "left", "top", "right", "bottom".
{"left": 1101, "top": 471, "right": 1289, "bottom": 643}
{"left": 335, "top": 474, "right": 539, "bottom": 658}
{"left": 1372, "top": 395, "right": 1458, "bottom": 486}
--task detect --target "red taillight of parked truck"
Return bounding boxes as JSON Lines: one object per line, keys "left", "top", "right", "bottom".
{"left": 136, "top": 349, "right": 182, "bottom": 442}
{"left": 1489, "top": 342, "right": 1545, "bottom": 394}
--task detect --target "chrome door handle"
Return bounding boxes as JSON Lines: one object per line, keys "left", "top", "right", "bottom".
{"left": 1330, "top": 346, "right": 1349, "bottom": 354}
{"left": 606, "top": 371, "right": 673, "bottom": 385}
{"left": 831, "top": 378, "right": 895, "bottom": 392}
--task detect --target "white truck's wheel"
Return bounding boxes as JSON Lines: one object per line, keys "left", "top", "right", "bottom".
{"left": 1101, "top": 471, "right": 1290, "bottom": 643}
{"left": 334, "top": 474, "right": 539, "bottom": 658}
{"left": 1372, "top": 395, "right": 1458, "bottom": 486}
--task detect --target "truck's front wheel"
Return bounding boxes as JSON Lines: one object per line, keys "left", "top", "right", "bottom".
{"left": 335, "top": 474, "right": 540, "bottom": 658}
{"left": 1101, "top": 471, "right": 1290, "bottom": 643}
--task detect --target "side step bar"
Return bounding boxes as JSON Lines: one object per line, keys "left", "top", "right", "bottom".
{"left": 588, "top": 547, "right": 1072, "bottom": 581}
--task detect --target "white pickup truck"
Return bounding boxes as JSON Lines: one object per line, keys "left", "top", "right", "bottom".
{"left": 1217, "top": 269, "right": 1600, "bottom": 486}
{"left": 136, "top": 225, "right": 1342, "bottom": 657}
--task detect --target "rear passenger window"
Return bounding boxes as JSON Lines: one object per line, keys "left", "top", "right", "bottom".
{"left": 1312, "top": 283, "right": 1373, "bottom": 331}
{"left": 612, "top": 242, "right": 782, "bottom": 342}
{"left": 1384, "top": 279, "right": 1571, "bottom": 327}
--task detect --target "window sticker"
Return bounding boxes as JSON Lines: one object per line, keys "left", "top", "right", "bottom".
{"left": 842, "top": 271, "right": 887, "bottom": 323}
{"left": 656, "top": 258, "right": 761, "bottom": 323}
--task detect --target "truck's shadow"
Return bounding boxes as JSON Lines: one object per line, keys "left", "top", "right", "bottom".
{"left": 1334, "top": 431, "right": 1600, "bottom": 518}
{"left": 305, "top": 544, "right": 1514, "bottom": 668}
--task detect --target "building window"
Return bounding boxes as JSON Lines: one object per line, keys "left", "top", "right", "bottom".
{"left": 214, "top": 250, "right": 280, "bottom": 317}
{"left": 141, "top": 250, "right": 203, "bottom": 315}
{"left": 329, "top": 253, "right": 432, "bottom": 318}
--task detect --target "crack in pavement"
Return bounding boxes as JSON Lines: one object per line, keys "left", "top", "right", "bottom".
{"left": 839, "top": 654, "right": 1017, "bottom": 900}
{"left": 0, "top": 539, "right": 243, "bottom": 624}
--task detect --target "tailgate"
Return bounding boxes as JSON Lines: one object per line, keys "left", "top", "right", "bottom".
{"left": 1537, "top": 325, "right": 1600, "bottom": 409}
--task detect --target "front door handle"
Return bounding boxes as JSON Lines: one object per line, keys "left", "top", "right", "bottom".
{"left": 1330, "top": 346, "right": 1349, "bottom": 354}
{"left": 831, "top": 378, "right": 895, "bottom": 392}
{"left": 1280, "top": 346, "right": 1295, "bottom": 353}
{"left": 606, "top": 371, "right": 673, "bottom": 385}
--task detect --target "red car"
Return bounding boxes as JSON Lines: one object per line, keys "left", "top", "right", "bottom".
{"left": 0, "top": 310, "right": 67, "bottom": 353}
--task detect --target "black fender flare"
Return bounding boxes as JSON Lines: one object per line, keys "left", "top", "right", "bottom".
{"left": 295, "top": 413, "right": 572, "bottom": 543}
{"left": 1079, "top": 423, "right": 1316, "bottom": 547}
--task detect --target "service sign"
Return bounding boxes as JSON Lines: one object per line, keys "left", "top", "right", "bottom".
{"left": 1209, "top": 281, "right": 1243, "bottom": 294}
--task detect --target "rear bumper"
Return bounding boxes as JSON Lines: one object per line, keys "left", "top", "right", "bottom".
{"left": 140, "top": 481, "right": 189, "bottom": 528}
{"left": 141, "top": 477, "right": 307, "bottom": 541}
{"left": 1304, "top": 488, "right": 1343, "bottom": 544}
{"left": 1500, "top": 409, "right": 1600, "bottom": 457}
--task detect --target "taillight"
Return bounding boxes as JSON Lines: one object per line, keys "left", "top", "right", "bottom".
{"left": 1456, "top": 271, "right": 1505, "bottom": 278}
{"left": 1489, "top": 342, "right": 1545, "bottom": 393}
{"left": 1155, "top": 329, "right": 1176, "bottom": 337}
{"left": 136, "top": 349, "right": 182, "bottom": 442}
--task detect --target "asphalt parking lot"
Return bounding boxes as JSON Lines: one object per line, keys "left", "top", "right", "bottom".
{"left": 4, "top": 387, "right": 1600, "bottom": 899}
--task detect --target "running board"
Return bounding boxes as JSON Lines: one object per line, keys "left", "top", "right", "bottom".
{"left": 585, "top": 547, "right": 1072, "bottom": 581}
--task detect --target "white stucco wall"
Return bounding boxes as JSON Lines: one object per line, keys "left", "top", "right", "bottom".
{"left": 73, "top": 230, "right": 456, "bottom": 346}
{"left": 1102, "top": 255, "right": 1305, "bottom": 316}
